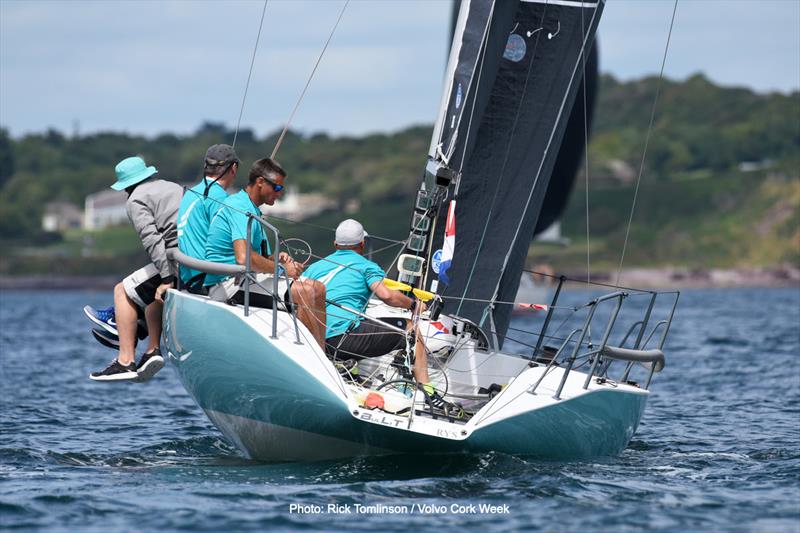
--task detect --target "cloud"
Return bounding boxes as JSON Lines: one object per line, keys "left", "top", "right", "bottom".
{"left": 1, "top": 0, "right": 797, "bottom": 138}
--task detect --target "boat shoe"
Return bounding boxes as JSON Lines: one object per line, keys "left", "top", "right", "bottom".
{"left": 89, "top": 359, "right": 138, "bottom": 382}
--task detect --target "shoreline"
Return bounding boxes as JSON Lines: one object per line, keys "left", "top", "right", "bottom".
{"left": 1, "top": 266, "right": 798, "bottom": 291}
{"left": 556, "top": 265, "right": 800, "bottom": 290}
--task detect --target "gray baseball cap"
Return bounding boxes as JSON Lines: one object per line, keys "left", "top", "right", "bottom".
{"left": 335, "top": 219, "right": 369, "bottom": 246}
{"left": 204, "top": 144, "right": 240, "bottom": 168}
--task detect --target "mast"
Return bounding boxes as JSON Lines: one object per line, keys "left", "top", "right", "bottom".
{"left": 398, "top": 0, "right": 605, "bottom": 348}
{"left": 396, "top": 0, "right": 517, "bottom": 290}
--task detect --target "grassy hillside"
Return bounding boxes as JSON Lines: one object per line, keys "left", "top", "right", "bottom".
{"left": 537, "top": 170, "right": 799, "bottom": 270}
{"left": 0, "top": 73, "right": 797, "bottom": 276}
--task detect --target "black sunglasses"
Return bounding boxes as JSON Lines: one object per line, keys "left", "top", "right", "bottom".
{"left": 260, "top": 176, "right": 284, "bottom": 192}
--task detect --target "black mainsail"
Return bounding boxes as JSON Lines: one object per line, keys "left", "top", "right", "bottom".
{"left": 403, "top": 0, "right": 604, "bottom": 347}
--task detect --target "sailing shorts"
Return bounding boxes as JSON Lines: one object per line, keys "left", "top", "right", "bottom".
{"left": 325, "top": 317, "right": 408, "bottom": 360}
{"left": 122, "top": 263, "right": 162, "bottom": 309}
{"left": 208, "top": 273, "right": 291, "bottom": 311}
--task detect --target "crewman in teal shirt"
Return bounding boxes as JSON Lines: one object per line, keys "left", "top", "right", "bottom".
{"left": 303, "top": 246, "right": 386, "bottom": 339}
{"left": 304, "top": 218, "right": 462, "bottom": 416}
{"left": 203, "top": 188, "right": 268, "bottom": 286}
{"left": 202, "top": 157, "right": 327, "bottom": 349}
{"left": 176, "top": 144, "right": 239, "bottom": 288}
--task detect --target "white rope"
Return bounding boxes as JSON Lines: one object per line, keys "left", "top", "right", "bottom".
{"left": 271, "top": 0, "right": 350, "bottom": 159}
{"left": 616, "top": 0, "right": 679, "bottom": 286}
{"left": 233, "top": 0, "right": 268, "bottom": 149}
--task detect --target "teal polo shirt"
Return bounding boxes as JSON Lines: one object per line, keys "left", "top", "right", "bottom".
{"left": 303, "top": 249, "right": 385, "bottom": 338}
{"left": 203, "top": 190, "right": 270, "bottom": 286}
{"left": 176, "top": 179, "right": 229, "bottom": 284}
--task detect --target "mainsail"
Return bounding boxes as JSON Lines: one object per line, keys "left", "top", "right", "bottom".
{"left": 404, "top": 0, "right": 604, "bottom": 347}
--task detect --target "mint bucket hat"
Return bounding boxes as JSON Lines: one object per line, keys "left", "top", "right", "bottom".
{"left": 111, "top": 156, "right": 158, "bottom": 191}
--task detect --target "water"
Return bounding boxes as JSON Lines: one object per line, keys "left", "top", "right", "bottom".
{"left": 1, "top": 287, "right": 798, "bottom": 531}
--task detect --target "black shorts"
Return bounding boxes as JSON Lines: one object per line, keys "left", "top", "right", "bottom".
{"left": 325, "top": 318, "right": 407, "bottom": 360}
{"left": 228, "top": 287, "right": 292, "bottom": 311}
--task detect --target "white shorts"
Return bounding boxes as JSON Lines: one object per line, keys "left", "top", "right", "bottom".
{"left": 122, "top": 263, "right": 162, "bottom": 309}
{"left": 208, "top": 273, "right": 291, "bottom": 310}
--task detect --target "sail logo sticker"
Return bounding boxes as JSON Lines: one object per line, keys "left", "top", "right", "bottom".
{"left": 503, "top": 33, "right": 526, "bottom": 62}
{"left": 431, "top": 249, "right": 443, "bottom": 274}
{"left": 455, "top": 83, "right": 463, "bottom": 109}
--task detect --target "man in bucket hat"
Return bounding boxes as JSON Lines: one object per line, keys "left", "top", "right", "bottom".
{"left": 89, "top": 156, "right": 183, "bottom": 382}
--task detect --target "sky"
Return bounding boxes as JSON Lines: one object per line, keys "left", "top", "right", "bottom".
{"left": 1, "top": 0, "right": 798, "bottom": 139}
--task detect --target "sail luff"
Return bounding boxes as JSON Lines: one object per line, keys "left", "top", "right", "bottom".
{"left": 428, "top": 0, "right": 471, "bottom": 162}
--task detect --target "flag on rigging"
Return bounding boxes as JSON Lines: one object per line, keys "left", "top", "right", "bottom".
{"left": 439, "top": 200, "right": 456, "bottom": 285}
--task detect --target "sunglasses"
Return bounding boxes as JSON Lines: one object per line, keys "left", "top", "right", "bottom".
{"left": 260, "top": 176, "right": 284, "bottom": 192}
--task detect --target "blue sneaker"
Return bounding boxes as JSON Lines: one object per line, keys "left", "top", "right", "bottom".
{"left": 84, "top": 305, "right": 149, "bottom": 339}
{"left": 84, "top": 305, "right": 117, "bottom": 335}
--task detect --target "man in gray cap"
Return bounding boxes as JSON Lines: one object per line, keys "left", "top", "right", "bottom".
{"left": 88, "top": 156, "right": 183, "bottom": 382}
{"left": 176, "top": 144, "right": 240, "bottom": 290}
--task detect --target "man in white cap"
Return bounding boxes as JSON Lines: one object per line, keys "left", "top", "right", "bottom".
{"left": 89, "top": 156, "right": 183, "bottom": 382}
{"left": 302, "top": 219, "right": 434, "bottom": 381}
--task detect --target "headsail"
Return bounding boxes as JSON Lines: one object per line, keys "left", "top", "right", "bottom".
{"left": 402, "top": 0, "right": 604, "bottom": 347}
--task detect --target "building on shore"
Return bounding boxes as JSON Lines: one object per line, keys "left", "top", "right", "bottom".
{"left": 80, "top": 184, "right": 334, "bottom": 232}
{"left": 258, "top": 186, "right": 336, "bottom": 221}
{"left": 84, "top": 189, "right": 128, "bottom": 230}
{"left": 41, "top": 202, "right": 83, "bottom": 232}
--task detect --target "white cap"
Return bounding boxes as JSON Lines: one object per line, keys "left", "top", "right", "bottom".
{"left": 335, "top": 219, "right": 368, "bottom": 246}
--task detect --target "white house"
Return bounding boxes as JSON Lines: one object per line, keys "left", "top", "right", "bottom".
{"left": 84, "top": 189, "right": 128, "bottom": 230}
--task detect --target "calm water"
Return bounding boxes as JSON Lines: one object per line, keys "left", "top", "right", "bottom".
{"left": 1, "top": 287, "right": 798, "bottom": 531}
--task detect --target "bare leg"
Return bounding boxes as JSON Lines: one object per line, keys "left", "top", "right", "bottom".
{"left": 143, "top": 301, "right": 162, "bottom": 354}
{"left": 114, "top": 282, "right": 138, "bottom": 366}
{"left": 412, "top": 325, "right": 430, "bottom": 384}
{"left": 291, "top": 280, "right": 327, "bottom": 349}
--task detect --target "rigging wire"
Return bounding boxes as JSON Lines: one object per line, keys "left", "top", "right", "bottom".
{"left": 454, "top": 6, "right": 496, "bottom": 178}
{"left": 581, "top": 4, "right": 594, "bottom": 345}
{"left": 271, "top": 0, "right": 350, "bottom": 159}
{"left": 581, "top": 5, "right": 592, "bottom": 294}
{"left": 615, "top": 0, "right": 679, "bottom": 286}
{"left": 233, "top": 0, "right": 269, "bottom": 149}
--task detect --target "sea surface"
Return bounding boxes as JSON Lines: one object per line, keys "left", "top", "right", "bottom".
{"left": 1, "top": 287, "right": 798, "bottom": 532}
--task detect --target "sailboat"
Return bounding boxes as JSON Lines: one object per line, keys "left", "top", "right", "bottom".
{"left": 162, "top": 0, "right": 678, "bottom": 461}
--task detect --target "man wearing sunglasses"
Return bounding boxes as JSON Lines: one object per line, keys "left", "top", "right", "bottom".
{"left": 203, "top": 158, "right": 327, "bottom": 349}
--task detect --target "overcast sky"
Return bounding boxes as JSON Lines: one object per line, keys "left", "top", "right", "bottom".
{"left": 1, "top": 0, "right": 798, "bottom": 139}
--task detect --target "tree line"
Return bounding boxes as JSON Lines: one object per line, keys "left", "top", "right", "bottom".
{"left": 0, "top": 73, "right": 797, "bottom": 246}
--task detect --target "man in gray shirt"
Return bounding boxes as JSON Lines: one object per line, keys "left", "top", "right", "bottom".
{"left": 90, "top": 156, "right": 183, "bottom": 382}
